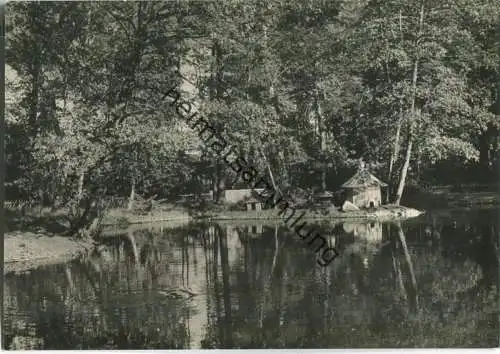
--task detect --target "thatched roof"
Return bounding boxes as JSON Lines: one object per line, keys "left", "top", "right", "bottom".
{"left": 341, "top": 169, "right": 388, "bottom": 189}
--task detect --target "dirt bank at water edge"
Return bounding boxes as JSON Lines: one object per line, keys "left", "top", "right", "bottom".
{"left": 4, "top": 232, "right": 94, "bottom": 274}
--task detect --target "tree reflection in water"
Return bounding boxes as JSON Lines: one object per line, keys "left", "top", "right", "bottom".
{"left": 3, "top": 212, "right": 499, "bottom": 349}
{"left": 3, "top": 228, "right": 192, "bottom": 349}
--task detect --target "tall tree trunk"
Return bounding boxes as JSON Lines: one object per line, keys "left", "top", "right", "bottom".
{"left": 393, "top": 3, "right": 424, "bottom": 205}
{"left": 320, "top": 131, "right": 327, "bottom": 192}
{"left": 388, "top": 113, "right": 402, "bottom": 202}
{"left": 218, "top": 167, "right": 226, "bottom": 202}
{"left": 28, "top": 6, "right": 42, "bottom": 133}
{"left": 209, "top": 37, "right": 224, "bottom": 203}
{"left": 77, "top": 171, "right": 85, "bottom": 200}
{"left": 258, "top": 146, "right": 282, "bottom": 198}
{"left": 388, "top": 104, "right": 403, "bottom": 182}
{"left": 387, "top": 9, "right": 406, "bottom": 202}
{"left": 386, "top": 22, "right": 401, "bottom": 192}
{"left": 315, "top": 93, "right": 327, "bottom": 193}
{"left": 212, "top": 160, "right": 219, "bottom": 202}
{"left": 212, "top": 160, "right": 225, "bottom": 203}
{"left": 394, "top": 137, "right": 413, "bottom": 205}
{"left": 127, "top": 176, "right": 135, "bottom": 210}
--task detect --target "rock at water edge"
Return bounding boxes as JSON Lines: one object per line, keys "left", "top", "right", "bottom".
{"left": 342, "top": 201, "right": 360, "bottom": 211}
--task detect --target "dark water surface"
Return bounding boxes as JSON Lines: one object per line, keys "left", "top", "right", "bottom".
{"left": 3, "top": 208, "right": 499, "bottom": 349}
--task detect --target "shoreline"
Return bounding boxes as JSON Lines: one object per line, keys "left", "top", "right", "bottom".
{"left": 100, "top": 208, "right": 192, "bottom": 226}
{"left": 97, "top": 204, "right": 424, "bottom": 227}
{"left": 4, "top": 231, "right": 94, "bottom": 274}
{"left": 193, "top": 205, "right": 424, "bottom": 222}
{"left": 7, "top": 186, "right": 497, "bottom": 274}
{"left": 4, "top": 204, "right": 420, "bottom": 274}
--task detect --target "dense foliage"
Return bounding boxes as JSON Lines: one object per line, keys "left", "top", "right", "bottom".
{"left": 5, "top": 0, "right": 500, "bottom": 212}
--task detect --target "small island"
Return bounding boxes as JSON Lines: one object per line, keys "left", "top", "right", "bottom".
{"left": 195, "top": 167, "right": 424, "bottom": 222}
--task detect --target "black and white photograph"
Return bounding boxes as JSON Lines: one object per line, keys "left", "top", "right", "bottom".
{"left": 2, "top": 0, "right": 499, "bottom": 349}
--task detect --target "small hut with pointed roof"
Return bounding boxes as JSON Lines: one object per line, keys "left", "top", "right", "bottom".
{"left": 341, "top": 168, "right": 388, "bottom": 209}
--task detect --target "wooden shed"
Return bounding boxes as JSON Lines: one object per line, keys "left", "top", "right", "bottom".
{"left": 244, "top": 196, "right": 263, "bottom": 211}
{"left": 341, "top": 169, "right": 388, "bottom": 209}
{"left": 222, "top": 188, "right": 265, "bottom": 211}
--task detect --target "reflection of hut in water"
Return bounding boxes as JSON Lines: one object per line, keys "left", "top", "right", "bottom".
{"left": 225, "top": 225, "right": 238, "bottom": 240}
{"left": 246, "top": 224, "right": 263, "bottom": 237}
{"left": 342, "top": 222, "right": 384, "bottom": 270}
{"left": 343, "top": 222, "right": 383, "bottom": 244}
{"left": 222, "top": 225, "right": 245, "bottom": 265}
{"left": 341, "top": 168, "right": 388, "bottom": 209}
{"left": 226, "top": 224, "right": 264, "bottom": 241}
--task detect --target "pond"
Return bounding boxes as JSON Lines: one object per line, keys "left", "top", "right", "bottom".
{"left": 3, "top": 207, "right": 499, "bottom": 349}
